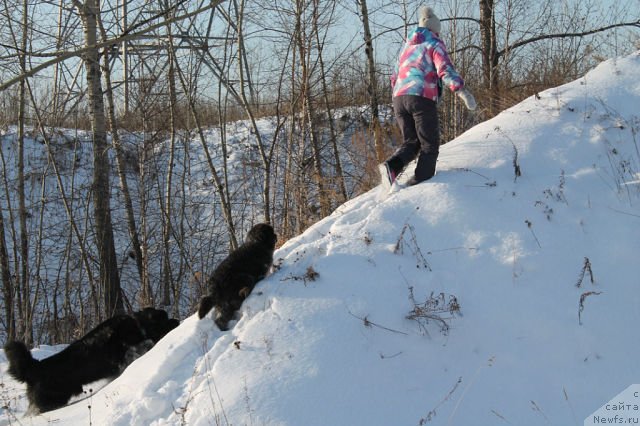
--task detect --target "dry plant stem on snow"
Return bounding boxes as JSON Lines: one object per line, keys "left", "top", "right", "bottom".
{"left": 543, "top": 170, "right": 568, "bottom": 204}
{"left": 524, "top": 220, "right": 542, "bottom": 248}
{"left": 563, "top": 386, "right": 580, "bottom": 426}
{"left": 534, "top": 201, "right": 554, "bottom": 221}
{"left": 578, "top": 291, "right": 603, "bottom": 325}
{"left": 575, "top": 257, "right": 595, "bottom": 288}
{"left": 394, "top": 223, "right": 431, "bottom": 270}
{"left": 347, "top": 310, "right": 408, "bottom": 336}
{"left": 280, "top": 266, "right": 319, "bottom": 286}
{"left": 418, "top": 376, "right": 462, "bottom": 424}
{"left": 406, "top": 287, "right": 461, "bottom": 337}
{"left": 86, "top": 388, "right": 94, "bottom": 426}
{"left": 494, "top": 126, "right": 522, "bottom": 181}
{"left": 530, "top": 400, "right": 551, "bottom": 425}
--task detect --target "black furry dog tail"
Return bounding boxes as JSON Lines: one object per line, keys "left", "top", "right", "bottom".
{"left": 197, "top": 295, "right": 215, "bottom": 319}
{"left": 4, "top": 341, "right": 37, "bottom": 383}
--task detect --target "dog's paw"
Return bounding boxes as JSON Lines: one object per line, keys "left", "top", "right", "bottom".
{"left": 197, "top": 296, "right": 215, "bottom": 319}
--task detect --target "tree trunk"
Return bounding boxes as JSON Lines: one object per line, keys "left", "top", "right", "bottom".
{"left": 0, "top": 207, "right": 15, "bottom": 341}
{"left": 357, "top": 0, "right": 384, "bottom": 163}
{"left": 25, "top": 79, "right": 101, "bottom": 323}
{"left": 162, "top": 36, "right": 178, "bottom": 308}
{"left": 479, "top": 0, "right": 499, "bottom": 114}
{"left": 78, "top": 0, "right": 123, "bottom": 317}
{"left": 97, "top": 14, "right": 148, "bottom": 307}
{"left": 170, "top": 47, "right": 240, "bottom": 250}
{"left": 314, "top": 0, "right": 347, "bottom": 202}
{"left": 138, "top": 121, "right": 153, "bottom": 306}
{"left": 236, "top": 0, "right": 273, "bottom": 224}
{"left": 282, "top": 33, "right": 298, "bottom": 238}
{"left": 296, "top": 0, "right": 330, "bottom": 218}
{"left": 15, "top": 0, "right": 33, "bottom": 344}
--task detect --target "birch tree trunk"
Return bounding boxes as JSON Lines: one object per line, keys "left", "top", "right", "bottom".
{"left": 76, "top": 0, "right": 123, "bottom": 317}
{"left": 17, "top": 0, "right": 31, "bottom": 343}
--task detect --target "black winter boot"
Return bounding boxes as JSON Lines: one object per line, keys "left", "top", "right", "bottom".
{"left": 379, "top": 158, "right": 404, "bottom": 189}
{"left": 413, "top": 152, "right": 438, "bottom": 182}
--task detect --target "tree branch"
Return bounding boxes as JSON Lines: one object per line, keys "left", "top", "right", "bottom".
{"left": 498, "top": 21, "right": 640, "bottom": 59}
{"left": 0, "top": 0, "right": 224, "bottom": 92}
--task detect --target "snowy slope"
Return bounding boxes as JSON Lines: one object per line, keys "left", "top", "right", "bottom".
{"left": 1, "top": 52, "right": 639, "bottom": 426}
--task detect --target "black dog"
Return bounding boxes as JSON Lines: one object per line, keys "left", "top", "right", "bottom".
{"left": 3, "top": 307, "right": 179, "bottom": 414}
{"left": 198, "top": 223, "right": 277, "bottom": 330}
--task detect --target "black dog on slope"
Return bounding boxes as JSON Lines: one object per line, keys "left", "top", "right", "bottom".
{"left": 4, "top": 307, "right": 179, "bottom": 414}
{"left": 198, "top": 223, "right": 277, "bottom": 330}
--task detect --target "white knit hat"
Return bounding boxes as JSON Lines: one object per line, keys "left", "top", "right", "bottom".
{"left": 418, "top": 6, "right": 441, "bottom": 34}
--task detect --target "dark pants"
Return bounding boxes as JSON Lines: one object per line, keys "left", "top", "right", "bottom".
{"left": 388, "top": 95, "right": 440, "bottom": 182}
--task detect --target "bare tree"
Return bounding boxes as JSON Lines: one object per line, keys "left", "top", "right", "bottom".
{"left": 0, "top": 0, "right": 638, "bottom": 345}
{"left": 357, "top": 0, "right": 384, "bottom": 163}
{"left": 236, "top": 0, "right": 276, "bottom": 224}
{"left": 478, "top": 0, "right": 498, "bottom": 114}
{"left": 162, "top": 28, "right": 178, "bottom": 309}
{"left": 95, "top": 11, "right": 152, "bottom": 308}
{"left": 295, "top": 0, "right": 331, "bottom": 218}
{"left": 171, "top": 39, "right": 240, "bottom": 250}
{"left": 476, "top": 0, "right": 639, "bottom": 114}
{"left": 16, "top": 0, "right": 32, "bottom": 344}
{"left": 74, "top": 0, "right": 124, "bottom": 317}
{"left": 315, "top": 0, "right": 347, "bottom": 202}
{"left": 25, "top": 79, "right": 101, "bottom": 329}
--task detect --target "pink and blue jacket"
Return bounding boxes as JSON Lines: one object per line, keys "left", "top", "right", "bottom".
{"left": 391, "top": 28, "right": 464, "bottom": 101}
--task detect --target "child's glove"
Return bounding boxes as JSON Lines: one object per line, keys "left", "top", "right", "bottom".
{"left": 456, "top": 88, "right": 477, "bottom": 111}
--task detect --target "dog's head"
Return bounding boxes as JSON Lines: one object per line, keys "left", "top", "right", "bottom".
{"left": 133, "top": 308, "right": 179, "bottom": 343}
{"left": 246, "top": 223, "right": 277, "bottom": 249}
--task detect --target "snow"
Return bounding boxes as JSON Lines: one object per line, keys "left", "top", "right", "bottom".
{"left": 2, "top": 52, "right": 640, "bottom": 425}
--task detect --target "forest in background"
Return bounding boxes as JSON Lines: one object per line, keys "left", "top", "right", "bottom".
{"left": 0, "top": 0, "right": 638, "bottom": 345}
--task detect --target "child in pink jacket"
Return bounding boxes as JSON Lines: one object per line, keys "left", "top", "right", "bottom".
{"left": 380, "top": 6, "right": 476, "bottom": 187}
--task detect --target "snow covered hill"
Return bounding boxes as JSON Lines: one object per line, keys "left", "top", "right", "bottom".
{"left": 2, "top": 52, "right": 639, "bottom": 426}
